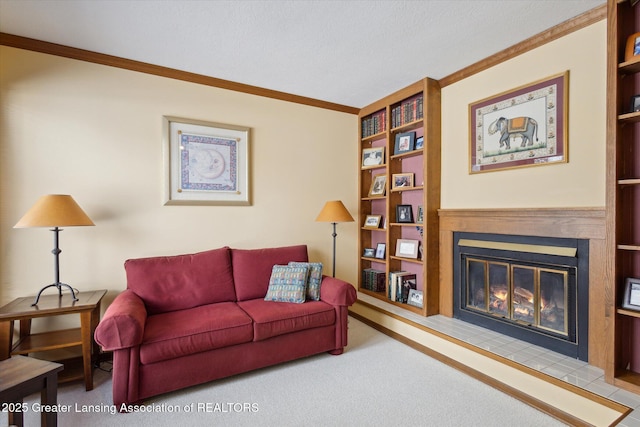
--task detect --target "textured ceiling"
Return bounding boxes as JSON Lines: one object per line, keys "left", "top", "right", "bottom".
{"left": 0, "top": 0, "right": 604, "bottom": 108}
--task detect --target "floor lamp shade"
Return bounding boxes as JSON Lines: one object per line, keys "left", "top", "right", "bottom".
{"left": 315, "top": 200, "right": 354, "bottom": 277}
{"left": 315, "top": 200, "right": 355, "bottom": 223}
{"left": 14, "top": 194, "right": 94, "bottom": 305}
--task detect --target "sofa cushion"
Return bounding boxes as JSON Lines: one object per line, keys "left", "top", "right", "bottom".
{"left": 140, "top": 302, "right": 253, "bottom": 365}
{"left": 232, "top": 245, "right": 309, "bottom": 301}
{"left": 237, "top": 298, "right": 335, "bottom": 341}
{"left": 289, "top": 262, "right": 323, "bottom": 301}
{"left": 125, "top": 247, "right": 236, "bottom": 314}
{"left": 264, "top": 264, "right": 310, "bottom": 303}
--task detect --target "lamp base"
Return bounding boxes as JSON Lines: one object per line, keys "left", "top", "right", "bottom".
{"left": 31, "top": 282, "right": 78, "bottom": 306}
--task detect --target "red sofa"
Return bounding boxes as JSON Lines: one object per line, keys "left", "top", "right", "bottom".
{"left": 94, "top": 245, "right": 357, "bottom": 407}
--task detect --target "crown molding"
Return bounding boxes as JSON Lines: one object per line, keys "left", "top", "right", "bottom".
{"left": 438, "top": 4, "right": 606, "bottom": 88}
{"left": 0, "top": 32, "right": 359, "bottom": 115}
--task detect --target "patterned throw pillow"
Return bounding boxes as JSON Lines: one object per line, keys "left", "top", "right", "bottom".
{"left": 289, "top": 262, "right": 323, "bottom": 301}
{"left": 264, "top": 264, "right": 310, "bottom": 303}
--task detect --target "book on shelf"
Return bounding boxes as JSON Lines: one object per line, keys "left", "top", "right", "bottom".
{"left": 362, "top": 268, "right": 386, "bottom": 292}
{"left": 391, "top": 94, "right": 424, "bottom": 129}
{"left": 388, "top": 271, "right": 417, "bottom": 303}
{"left": 388, "top": 271, "right": 402, "bottom": 301}
{"left": 361, "top": 110, "right": 387, "bottom": 138}
{"left": 399, "top": 274, "right": 417, "bottom": 303}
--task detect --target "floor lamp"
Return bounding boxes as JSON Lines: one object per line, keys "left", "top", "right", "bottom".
{"left": 14, "top": 194, "right": 95, "bottom": 306}
{"left": 315, "top": 200, "right": 354, "bottom": 277}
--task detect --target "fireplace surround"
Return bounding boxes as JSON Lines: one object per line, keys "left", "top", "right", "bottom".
{"left": 453, "top": 232, "right": 589, "bottom": 361}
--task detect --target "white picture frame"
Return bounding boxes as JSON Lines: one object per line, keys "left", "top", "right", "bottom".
{"left": 395, "top": 239, "right": 419, "bottom": 259}
{"left": 163, "top": 116, "right": 251, "bottom": 205}
{"left": 407, "top": 289, "right": 423, "bottom": 308}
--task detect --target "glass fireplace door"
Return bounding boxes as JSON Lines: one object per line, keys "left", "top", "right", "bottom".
{"left": 464, "top": 257, "right": 569, "bottom": 338}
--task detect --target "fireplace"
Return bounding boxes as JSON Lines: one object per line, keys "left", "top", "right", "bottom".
{"left": 453, "top": 232, "right": 589, "bottom": 361}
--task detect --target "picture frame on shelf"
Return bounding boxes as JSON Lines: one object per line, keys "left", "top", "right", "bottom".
{"left": 416, "top": 205, "right": 424, "bottom": 224}
{"left": 163, "top": 116, "right": 251, "bottom": 205}
{"left": 363, "top": 248, "right": 376, "bottom": 258}
{"left": 407, "top": 289, "right": 423, "bottom": 308}
{"left": 469, "top": 71, "right": 568, "bottom": 173}
{"left": 375, "top": 243, "right": 386, "bottom": 259}
{"left": 395, "top": 239, "right": 419, "bottom": 259}
{"left": 363, "top": 214, "right": 382, "bottom": 229}
{"left": 392, "top": 173, "right": 414, "bottom": 190}
{"left": 625, "top": 32, "right": 640, "bottom": 62}
{"left": 396, "top": 204, "right": 413, "bottom": 223}
{"left": 630, "top": 95, "right": 640, "bottom": 113}
{"left": 394, "top": 131, "right": 416, "bottom": 155}
{"left": 399, "top": 274, "right": 417, "bottom": 303}
{"left": 415, "top": 136, "right": 424, "bottom": 150}
{"left": 362, "top": 146, "right": 385, "bottom": 168}
{"left": 368, "top": 174, "right": 387, "bottom": 197}
{"left": 621, "top": 278, "right": 640, "bottom": 311}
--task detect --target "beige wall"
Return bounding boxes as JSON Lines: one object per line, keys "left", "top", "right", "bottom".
{"left": 0, "top": 47, "right": 359, "bottom": 315}
{"left": 441, "top": 21, "right": 606, "bottom": 209}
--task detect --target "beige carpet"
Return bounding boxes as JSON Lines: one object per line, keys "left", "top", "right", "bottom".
{"left": 6, "top": 317, "right": 575, "bottom": 426}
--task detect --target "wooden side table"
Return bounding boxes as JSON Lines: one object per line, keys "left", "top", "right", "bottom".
{"left": 0, "top": 290, "right": 107, "bottom": 391}
{"left": 0, "top": 355, "right": 64, "bottom": 427}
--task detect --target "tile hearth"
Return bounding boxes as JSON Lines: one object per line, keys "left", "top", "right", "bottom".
{"left": 355, "top": 292, "right": 640, "bottom": 426}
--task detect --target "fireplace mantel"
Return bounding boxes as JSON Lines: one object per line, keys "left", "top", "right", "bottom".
{"left": 438, "top": 207, "right": 607, "bottom": 368}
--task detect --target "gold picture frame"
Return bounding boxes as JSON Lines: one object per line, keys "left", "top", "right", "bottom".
{"left": 625, "top": 32, "right": 640, "bottom": 62}
{"left": 362, "top": 146, "right": 385, "bottom": 169}
{"left": 368, "top": 174, "right": 387, "bottom": 198}
{"left": 392, "top": 173, "right": 414, "bottom": 190}
{"left": 163, "top": 116, "right": 251, "bottom": 205}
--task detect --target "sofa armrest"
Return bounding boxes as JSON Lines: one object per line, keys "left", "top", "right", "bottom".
{"left": 319, "top": 275, "right": 357, "bottom": 306}
{"left": 94, "top": 289, "right": 147, "bottom": 351}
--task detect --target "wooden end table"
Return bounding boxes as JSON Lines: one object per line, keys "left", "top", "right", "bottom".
{"left": 0, "top": 290, "right": 107, "bottom": 391}
{"left": 0, "top": 355, "right": 64, "bottom": 427}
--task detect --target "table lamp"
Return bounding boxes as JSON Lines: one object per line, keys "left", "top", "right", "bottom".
{"left": 14, "top": 194, "right": 95, "bottom": 306}
{"left": 315, "top": 200, "right": 354, "bottom": 277}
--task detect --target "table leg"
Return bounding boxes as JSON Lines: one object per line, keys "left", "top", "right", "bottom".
{"left": 0, "top": 320, "right": 13, "bottom": 360}
{"left": 18, "top": 319, "right": 31, "bottom": 340}
{"left": 80, "top": 311, "right": 93, "bottom": 391}
{"left": 41, "top": 372, "right": 58, "bottom": 427}
{"left": 8, "top": 401, "right": 24, "bottom": 427}
{"left": 91, "top": 304, "right": 100, "bottom": 367}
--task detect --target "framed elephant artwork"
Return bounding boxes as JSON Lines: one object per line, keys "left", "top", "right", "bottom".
{"left": 468, "top": 71, "right": 568, "bottom": 173}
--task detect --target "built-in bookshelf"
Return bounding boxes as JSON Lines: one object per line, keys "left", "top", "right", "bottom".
{"left": 358, "top": 78, "right": 441, "bottom": 316}
{"left": 606, "top": 0, "right": 640, "bottom": 394}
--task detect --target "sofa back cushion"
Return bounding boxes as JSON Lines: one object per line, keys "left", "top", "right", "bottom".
{"left": 125, "top": 247, "right": 236, "bottom": 314}
{"left": 231, "top": 245, "right": 308, "bottom": 301}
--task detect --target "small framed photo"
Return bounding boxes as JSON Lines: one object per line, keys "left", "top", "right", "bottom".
{"left": 396, "top": 204, "right": 413, "bottom": 223}
{"left": 375, "top": 243, "right": 386, "bottom": 259}
{"left": 368, "top": 174, "right": 387, "bottom": 198}
{"left": 415, "top": 136, "right": 424, "bottom": 150}
{"left": 416, "top": 205, "right": 424, "bottom": 224}
{"left": 622, "top": 278, "right": 640, "bottom": 311}
{"left": 363, "top": 214, "right": 382, "bottom": 229}
{"left": 392, "top": 173, "right": 414, "bottom": 190}
{"left": 631, "top": 95, "right": 640, "bottom": 113}
{"left": 395, "top": 239, "right": 419, "bottom": 259}
{"left": 407, "top": 289, "right": 423, "bottom": 308}
{"left": 394, "top": 131, "right": 416, "bottom": 155}
{"left": 363, "top": 248, "right": 376, "bottom": 258}
{"left": 362, "top": 146, "right": 385, "bottom": 168}
{"left": 626, "top": 32, "right": 640, "bottom": 62}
